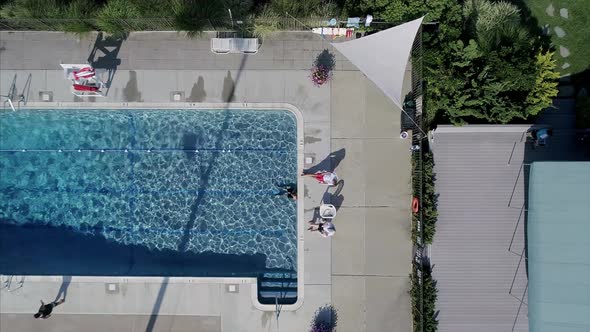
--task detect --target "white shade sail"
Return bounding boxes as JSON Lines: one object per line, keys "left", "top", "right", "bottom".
{"left": 332, "top": 17, "right": 424, "bottom": 110}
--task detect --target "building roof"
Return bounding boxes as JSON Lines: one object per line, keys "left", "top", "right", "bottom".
{"left": 332, "top": 17, "right": 423, "bottom": 110}
{"left": 431, "top": 125, "right": 530, "bottom": 332}
{"left": 527, "top": 162, "right": 590, "bottom": 332}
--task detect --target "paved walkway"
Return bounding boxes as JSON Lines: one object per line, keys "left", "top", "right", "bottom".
{"left": 0, "top": 31, "right": 411, "bottom": 332}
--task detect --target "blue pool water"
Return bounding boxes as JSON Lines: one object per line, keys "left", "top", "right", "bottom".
{"left": 0, "top": 109, "right": 298, "bottom": 277}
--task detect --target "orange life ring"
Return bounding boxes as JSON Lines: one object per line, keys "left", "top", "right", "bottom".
{"left": 412, "top": 197, "right": 419, "bottom": 213}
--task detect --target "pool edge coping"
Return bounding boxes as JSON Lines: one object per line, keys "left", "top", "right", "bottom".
{"left": 1, "top": 102, "right": 306, "bottom": 312}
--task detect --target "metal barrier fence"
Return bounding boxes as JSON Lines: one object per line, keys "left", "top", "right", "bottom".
{"left": 0, "top": 16, "right": 406, "bottom": 33}
{"left": 0, "top": 17, "right": 334, "bottom": 32}
{"left": 410, "top": 25, "right": 427, "bottom": 332}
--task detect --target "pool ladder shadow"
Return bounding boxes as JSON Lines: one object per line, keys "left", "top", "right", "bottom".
{"left": 257, "top": 271, "right": 298, "bottom": 305}
{"left": 1, "top": 275, "right": 25, "bottom": 292}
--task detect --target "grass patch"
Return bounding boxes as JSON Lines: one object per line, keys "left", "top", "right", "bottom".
{"left": 522, "top": 0, "right": 590, "bottom": 75}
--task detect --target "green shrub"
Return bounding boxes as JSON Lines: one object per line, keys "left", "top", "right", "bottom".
{"left": 268, "top": 0, "right": 336, "bottom": 18}
{"left": 464, "top": 0, "right": 530, "bottom": 53}
{"left": 250, "top": 5, "right": 279, "bottom": 40}
{"left": 410, "top": 262, "right": 438, "bottom": 332}
{"left": 525, "top": 50, "right": 560, "bottom": 116}
{"left": 96, "top": 0, "right": 141, "bottom": 35}
{"left": 60, "top": 0, "right": 97, "bottom": 34}
{"left": 411, "top": 149, "right": 438, "bottom": 244}
{"left": 133, "top": 0, "right": 175, "bottom": 17}
{"left": 422, "top": 152, "right": 438, "bottom": 244}
{"left": 0, "top": 0, "right": 62, "bottom": 19}
{"left": 171, "top": 0, "right": 227, "bottom": 38}
{"left": 222, "top": 0, "right": 253, "bottom": 20}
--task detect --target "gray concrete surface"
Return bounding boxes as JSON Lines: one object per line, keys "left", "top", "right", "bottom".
{"left": 330, "top": 70, "right": 413, "bottom": 332}
{"left": 0, "top": 31, "right": 412, "bottom": 332}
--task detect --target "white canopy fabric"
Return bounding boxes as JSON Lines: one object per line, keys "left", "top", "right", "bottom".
{"left": 332, "top": 17, "right": 424, "bottom": 110}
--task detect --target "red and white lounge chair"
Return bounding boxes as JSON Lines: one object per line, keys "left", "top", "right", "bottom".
{"left": 60, "top": 63, "right": 105, "bottom": 97}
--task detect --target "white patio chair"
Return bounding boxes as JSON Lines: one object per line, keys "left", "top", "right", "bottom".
{"left": 211, "top": 38, "right": 259, "bottom": 54}
{"left": 319, "top": 204, "right": 337, "bottom": 219}
{"left": 231, "top": 38, "right": 258, "bottom": 54}
{"left": 211, "top": 38, "right": 231, "bottom": 54}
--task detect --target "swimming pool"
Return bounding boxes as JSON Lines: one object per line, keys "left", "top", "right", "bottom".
{"left": 0, "top": 108, "right": 298, "bottom": 278}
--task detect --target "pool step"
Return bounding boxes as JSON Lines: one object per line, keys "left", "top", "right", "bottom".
{"left": 257, "top": 272, "right": 298, "bottom": 305}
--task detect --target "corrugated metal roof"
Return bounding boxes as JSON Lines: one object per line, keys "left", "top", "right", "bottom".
{"left": 431, "top": 125, "right": 530, "bottom": 332}
{"left": 527, "top": 162, "right": 590, "bottom": 332}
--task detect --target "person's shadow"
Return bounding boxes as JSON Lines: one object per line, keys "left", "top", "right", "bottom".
{"left": 304, "top": 149, "right": 346, "bottom": 174}
{"left": 54, "top": 276, "right": 71, "bottom": 302}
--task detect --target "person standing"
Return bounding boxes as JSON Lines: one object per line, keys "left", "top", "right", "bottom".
{"left": 34, "top": 299, "right": 65, "bottom": 319}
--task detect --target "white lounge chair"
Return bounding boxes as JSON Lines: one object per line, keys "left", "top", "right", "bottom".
{"left": 60, "top": 63, "right": 105, "bottom": 97}
{"left": 211, "top": 38, "right": 258, "bottom": 54}
{"left": 211, "top": 38, "right": 231, "bottom": 54}
{"left": 319, "top": 204, "right": 337, "bottom": 219}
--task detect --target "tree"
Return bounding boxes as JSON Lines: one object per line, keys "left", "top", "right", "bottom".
{"left": 423, "top": 0, "right": 559, "bottom": 125}
{"left": 464, "top": 0, "right": 530, "bottom": 53}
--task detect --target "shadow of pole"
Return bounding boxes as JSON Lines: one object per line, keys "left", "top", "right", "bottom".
{"left": 177, "top": 55, "right": 249, "bottom": 252}
{"left": 148, "top": 56, "right": 249, "bottom": 331}
{"left": 145, "top": 277, "right": 169, "bottom": 332}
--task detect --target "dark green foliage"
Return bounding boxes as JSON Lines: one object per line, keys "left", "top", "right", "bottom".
{"left": 422, "top": 152, "right": 437, "bottom": 244}
{"left": 171, "top": 0, "right": 228, "bottom": 37}
{"left": 341, "top": 0, "right": 558, "bottom": 126}
{"left": 133, "top": 0, "right": 174, "bottom": 18}
{"left": 96, "top": 0, "right": 140, "bottom": 35}
{"left": 410, "top": 262, "right": 438, "bottom": 332}
{"left": 421, "top": 0, "right": 559, "bottom": 126}
{"left": 222, "top": 0, "right": 252, "bottom": 20}
{"left": 0, "top": 0, "right": 98, "bottom": 33}
{"left": 0, "top": 0, "right": 63, "bottom": 18}
{"left": 61, "top": 0, "right": 98, "bottom": 34}
{"left": 411, "top": 150, "right": 437, "bottom": 244}
{"left": 268, "top": 0, "right": 335, "bottom": 18}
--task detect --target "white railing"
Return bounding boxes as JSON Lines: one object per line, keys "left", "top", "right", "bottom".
{"left": 1, "top": 95, "right": 16, "bottom": 111}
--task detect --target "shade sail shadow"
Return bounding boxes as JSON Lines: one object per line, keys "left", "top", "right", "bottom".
{"left": 0, "top": 223, "right": 268, "bottom": 276}
{"left": 177, "top": 55, "right": 249, "bottom": 252}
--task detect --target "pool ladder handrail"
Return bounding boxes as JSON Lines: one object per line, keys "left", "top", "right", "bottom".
{"left": 1, "top": 95, "right": 17, "bottom": 111}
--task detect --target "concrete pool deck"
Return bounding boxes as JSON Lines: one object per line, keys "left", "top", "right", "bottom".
{"left": 0, "top": 31, "right": 412, "bottom": 332}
